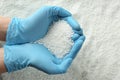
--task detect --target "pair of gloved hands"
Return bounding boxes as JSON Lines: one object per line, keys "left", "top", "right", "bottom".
{"left": 4, "top": 6, "right": 85, "bottom": 74}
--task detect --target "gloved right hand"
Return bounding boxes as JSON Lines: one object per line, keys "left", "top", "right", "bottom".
{"left": 4, "top": 35, "right": 85, "bottom": 74}
{"left": 6, "top": 6, "right": 82, "bottom": 45}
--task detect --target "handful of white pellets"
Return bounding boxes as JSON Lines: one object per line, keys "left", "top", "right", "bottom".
{"left": 35, "top": 20, "right": 74, "bottom": 58}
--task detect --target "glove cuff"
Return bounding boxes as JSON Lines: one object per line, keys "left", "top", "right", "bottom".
{"left": 4, "top": 45, "right": 29, "bottom": 72}
{"left": 6, "top": 17, "right": 17, "bottom": 45}
{"left": 6, "top": 17, "right": 25, "bottom": 45}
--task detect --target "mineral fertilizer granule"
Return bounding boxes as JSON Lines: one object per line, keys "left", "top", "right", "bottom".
{"left": 35, "top": 20, "right": 74, "bottom": 58}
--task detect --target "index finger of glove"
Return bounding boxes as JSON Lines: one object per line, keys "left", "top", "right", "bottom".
{"left": 49, "top": 6, "right": 71, "bottom": 18}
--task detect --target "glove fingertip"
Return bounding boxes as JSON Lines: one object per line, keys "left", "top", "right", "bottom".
{"left": 71, "top": 33, "right": 80, "bottom": 41}
{"left": 79, "top": 35, "right": 86, "bottom": 41}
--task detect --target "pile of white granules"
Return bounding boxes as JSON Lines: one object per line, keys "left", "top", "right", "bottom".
{"left": 35, "top": 20, "right": 74, "bottom": 58}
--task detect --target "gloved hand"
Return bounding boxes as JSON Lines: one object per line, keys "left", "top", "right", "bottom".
{"left": 6, "top": 6, "right": 82, "bottom": 45}
{"left": 4, "top": 35, "right": 85, "bottom": 74}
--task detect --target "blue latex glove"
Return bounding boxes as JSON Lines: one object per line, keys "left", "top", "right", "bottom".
{"left": 4, "top": 35, "right": 85, "bottom": 74}
{"left": 6, "top": 6, "right": 82, "bottom": 45}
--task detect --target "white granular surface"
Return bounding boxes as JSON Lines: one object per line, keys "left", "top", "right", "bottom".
{"left": 1, "top": 0, "right": 120, "bottom": 80}
{"left": 35, "top": 20, "right": 74, "bottom": 58}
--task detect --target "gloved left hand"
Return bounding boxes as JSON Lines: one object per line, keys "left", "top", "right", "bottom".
{"left": 4, "top": 35, "right": 85, "bottom": 74}
{"left": 6, "top": 6, "right": 82, "bottom": 45}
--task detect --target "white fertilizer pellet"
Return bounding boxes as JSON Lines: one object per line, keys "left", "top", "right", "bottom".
{"left": 35, "top": 20, "right": 74, "bottom": 58}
